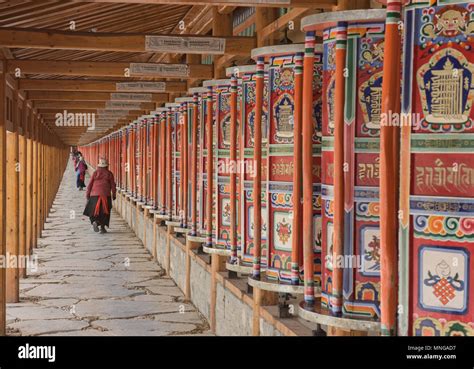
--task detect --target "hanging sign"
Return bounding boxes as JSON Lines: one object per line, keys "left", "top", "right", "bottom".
{"left": 130, "top": 63, "right": 190, "bottom": 77}
{"left": 145, "top": 36, "right": 226, "bottom": 55}
{"left": 116, "top": 81, "right": 166, "bottom": 92}
{"left": 110, "top": 93, "right": 153, "bottom": 101}
{"left": 97, "top": 109, "right": 130, "bottom": 116}
{"left": 105, "top": 101, "right": 143, "bottom": 109}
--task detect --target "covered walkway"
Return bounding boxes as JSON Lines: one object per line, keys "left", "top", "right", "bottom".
{"left": 0, "top": 0, "right": 472, "bottom": 339}
{"left": 6, "top": 161, "right": 210, "bottom": 336}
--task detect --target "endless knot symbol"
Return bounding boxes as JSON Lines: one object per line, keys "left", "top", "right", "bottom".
{"left": 433, "top": 278, "right": 456, "bottom": 305}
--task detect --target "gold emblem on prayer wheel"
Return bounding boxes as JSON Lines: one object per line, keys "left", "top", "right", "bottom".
{"left": 417, "top": 48, "right": 474, "bottom": 129}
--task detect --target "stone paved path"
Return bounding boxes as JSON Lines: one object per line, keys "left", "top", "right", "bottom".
{"left": 7, "top": 160, "right": 211, "bottom": 336}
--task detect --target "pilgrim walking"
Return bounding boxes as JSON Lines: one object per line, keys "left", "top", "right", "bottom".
{"left": 83, "top": 158, "right": 117, "bottom": 234}
{"left": 75, "top": 152, "right": 87, "bottom": 190}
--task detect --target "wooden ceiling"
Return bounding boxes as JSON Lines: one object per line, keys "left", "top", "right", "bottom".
{"left": 0, "top": 0, "right": 342, "bottom": 146}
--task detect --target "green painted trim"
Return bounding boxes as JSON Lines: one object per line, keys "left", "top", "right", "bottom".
{"left": 344, "top": 37, "right": 356, "bottom": 124}
{"left": 354, "top": 137, "right": 380, "bottom": 152}
{"left": 411, "top": 134, "right": 474, "bottom": 152}
{"left": 269, "top": 144, "right": 294, "bottom": 155}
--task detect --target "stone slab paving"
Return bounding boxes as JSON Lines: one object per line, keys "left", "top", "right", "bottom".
{"left": 7, "top": 161, "right": 211, "bottom": 336}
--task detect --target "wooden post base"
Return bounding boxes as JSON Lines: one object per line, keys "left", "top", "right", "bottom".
{"left": 210, "top": 253, "right": 226, "bottom": 334}
{"left": 184, "top": 239, "right": 202, "bottom": 302}
{"left": 165, "top": 224, "right": 175, "bottom": 276}
{"left": 252, "top": 287, "right": 278, "bottom": 336}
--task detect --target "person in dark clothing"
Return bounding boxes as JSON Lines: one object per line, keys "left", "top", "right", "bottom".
{"left": 83, "top": 158, "right": 117, "bottom": 234}
{"left": 75, "top": 154, "right": 87, "bottom": 190}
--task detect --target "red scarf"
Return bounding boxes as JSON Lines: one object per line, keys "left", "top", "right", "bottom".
{"left": 93, "top": 196, "right": 110, "bottom": 217}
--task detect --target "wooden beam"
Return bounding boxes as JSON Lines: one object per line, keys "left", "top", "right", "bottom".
{"left": 212, "top": 6, "right": 233, "bottom": 78}
{"left": 0, "top": 28, "right": 256, "bottom": 56}
{"left": 8, "top": 60, "right": 213, "bottom": 79}
{"left": 233, "top": 13, "right": 256, "bottom": 36}
{"left": 336, "top": 0, "right": 370, "bottom": 10}
{"left": 148, "top": 5, "right": 209, "bottom": 63}
{"left": 259, "top": 8, "right": 311, "bottom": 44}
{"left": 256, "top": 7, "right": 279, "bottom": 47}
{"left": 19, "top": 79, "right": 187, "bottom": 93}
{"left": 33, "top": 101, "right": 156, "bottom": 110}
{"left": 27, "top": 91, "right": 168, "bottom": 102}
{"left": 37, "top": 109, "right": 146, "bottom": 115}
{"left": 55, "top": 0, "right": 335, "bottom": 8}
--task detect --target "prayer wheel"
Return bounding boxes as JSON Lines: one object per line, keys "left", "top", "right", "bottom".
{"left": 297, "top": 9, "right": 387, "bottom": 334}
{"left": 123, "top": 125, "right": 130, "bottom": 194}
{"left": 129, "top": 120, "right": 137, "bottom": 199}
{"left": 165, "top": 102, "right": 181, "bottom": 222}
{"left": 188, "top": 87, "right": 209, "bottom": 239}
{"left": 225, "top": 64, "right": 269, "bottom": 274}
{"left": 175, "top": 97, "right": 194, "bottom": 230}
{"left": 145, "top": 115, "right": 153, "bottom": 207}
{"left": 149, "top": 111, "right": 160, "bottom": 212}
{"left": 248, "top": 44, "right": 308, "bottom": 290}
{"left": 155, "top": 108, "right": 170, "bottom": 219}
{"left": 400, "top": 0, "right": 474, "bottom": 336}
{"left": 201, "top": 79, "right": 239, "bottom": 256}
{"left": 136, "top": 117, "right": 145, "bottom": 202}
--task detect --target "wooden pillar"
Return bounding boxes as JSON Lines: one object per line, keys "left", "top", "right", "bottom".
{"left": 212, "top": 6, "right": 233, "bottom": 78}
{"left": 251, "top": 58, "right": 264, "bottom": 279}
{"left": 252, "top": 287, "right": 278, "bottom": 336}
{"left": 26, "top": 111, "right": 33, "bottom": 257}
{"left": 255, "top": 7, "right": 278, "bottom": 47}
{"left": 37, "top": 124, "right": 43, "bottom": 239}
{"left": 32, "top": 116, "right": 38, "bottom": 248}
{"left": 186, "top": 54, "right": 201, "bottom": 88}
{"left": 336, "top": 0, "right": 370, "bottom": 10}
{"left": 42, "top": 136, "right": 48, "bottom": 228}
{"left": 0, "top": 59, "right": 7, "bottom": 334}
{"left": 18, "top": 104, "right": 27, "bottom": 278}
{"left": 18, "top": 97, "right": 27, "bottom": 278}
{"left": 380, "top": 0, "right": 402, "bottom": 336}
{"left": 210, "top": 253, "right": 226, "bottom": 333}
{"left": 6, "top": 92, "right": 19, "bottom": 303}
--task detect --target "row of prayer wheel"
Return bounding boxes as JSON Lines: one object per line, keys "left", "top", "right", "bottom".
{"left": 80, "top": 0, "right": 474, "bottom": 336}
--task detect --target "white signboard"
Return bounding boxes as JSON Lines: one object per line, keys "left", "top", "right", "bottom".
{"left": 110, "top": 93, "right": 153, "bottom": 101}
{"left": 116, "top": 82, "right": 166, "bottom": 92}
{"left": 145, "top": 36, "right": 225, "bottom": 55}
{"left": 130, "top": 63, "right": 190, "bottom": 78}
{"left": 105, "top": 101, "right": 143, "bottom": 110}
{"left": 97, "top": 109, "right": 130, "bottom": 116}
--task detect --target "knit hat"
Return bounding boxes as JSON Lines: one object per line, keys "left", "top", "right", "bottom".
{"left": 98, "top": 158, "right": 108, "bottom": 167}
